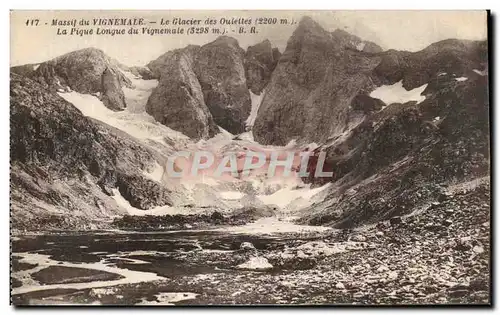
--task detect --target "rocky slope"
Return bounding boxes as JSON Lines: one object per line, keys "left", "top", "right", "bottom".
{"left": 299, "top": 44, "right": 489, "bottom": 228}
{"left": 11, "top": 48, "right": 132, "bottom": 111}
{"left": 374, "top": 39, "right": 488, "bottom": 89}
{"left": 10, "top": 73, "right": 172, "bottom": 231}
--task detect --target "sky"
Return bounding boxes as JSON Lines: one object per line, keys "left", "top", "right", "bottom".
{"left": 10, "top": 10, "right": 488, "bottom": 67}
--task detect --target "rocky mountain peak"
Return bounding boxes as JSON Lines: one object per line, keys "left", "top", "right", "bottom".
{"left": 145, "top": 35, "right": 254, "bottom": 137}
{"left": 245, "top": 39, "right": 281, "bottom": 95}
{"left": 14, "top": 47, "right": 132, "bottom": 112}
{"left": 211, "top": 35, "right": 242, "bottom": 48}
{"left": 253, "top": 17, "right": 384, "bottom": 145}
{"left": 295, "top": 16, "right": 329, "bottom": 36}
{"left": 147, "top": 45, "right": 201, "bottom": 78}
{"left": 145, "top": 45, "right": 219, "bottom": 140}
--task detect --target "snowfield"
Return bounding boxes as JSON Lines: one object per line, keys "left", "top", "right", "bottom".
{"left": 370, "top": 80, "right": 427, "bottom": 105}
{"left": 246, "top": 89, "right": 265, "bottom": 127}
{"left": 58, "top": 70, "right": 188, "bottom": 148}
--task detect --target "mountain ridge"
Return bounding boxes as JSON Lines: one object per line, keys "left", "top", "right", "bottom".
{"left": 9, "top": 15, "right": 489, "bottom": 232}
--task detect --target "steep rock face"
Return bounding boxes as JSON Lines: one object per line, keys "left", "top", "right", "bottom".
{"left": 244, "top": 40, "right": 281, "bottom": 95}
{"left": 253, "top": 17, "right": 381, "bottom": 145}
{"left": 145, "top": 47, "right": 219, "bottom": 140}
{"left": 194, "top": 36, "right": 251, "bottom": 134}
{"left": 101, "top": 67, "right": 127, "bottom": 110}
{"left": 146, "top": 37, "right": 254, "bottom": 136}
{"left": 23, "top": 48, "right": 131, "bottom": 111}
{"left": 10, "top": 73, "right": 171, "bottom": 231}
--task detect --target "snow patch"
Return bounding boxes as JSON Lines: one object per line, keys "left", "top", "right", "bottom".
{"left": 238, "top": 131, "right": 255, "bottom": 142}
{"left": 438, "top": 72, "right": 447, "bottom": 76}
{"left": 246, "top": 89, "right": 265, "bottom": 127}
{"left": 473, "top": 69, "right": 487, "bottom": 76}
{"left": 370, "top": 80, "right": 427, "bottom": 105}
{"left": 214, "top": 217, "right": 331, "bottom": 234}
{"left": 455, "top": 77, "right": 468, "bottom": 82}
{"left": 58, "top": 91, "right": 188, "bottom": 145}
{"left": 33, "top": 64, "right": 40, "bottom": 71}
{"left": 257, "top": 183, "right": 331, "bottom": 209}
{"left": 356, "top": 42, "right": 366, "bottom": 51}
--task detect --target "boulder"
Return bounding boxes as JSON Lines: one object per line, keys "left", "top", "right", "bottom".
{"left": 239, "top": 242, "right": 256, "bottom": 251}
{"left": 236, "top": 256, "right": 273, "bottom": 271}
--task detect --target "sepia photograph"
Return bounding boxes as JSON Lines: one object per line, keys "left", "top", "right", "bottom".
{"left": 9, "top": 10, "right": 491, "bottom": 306}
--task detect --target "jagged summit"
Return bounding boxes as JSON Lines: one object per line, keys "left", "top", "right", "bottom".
{"left": 145, "top": 45, "right": 219, "bottom": 140}
{"left": 296, "top": 16, "right": 329, "bottom": 34}
{"left": 245, "top": 39, "right": 281, "bottom": 95}
{"left": 12, "top": 47, "right": 131, "bottom": 111}
{"left": 212, "top": 35, "right": 241, "bottom": 47}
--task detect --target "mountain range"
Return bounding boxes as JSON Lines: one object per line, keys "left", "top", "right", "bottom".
{"left": 10, "top": 16, "right": 489, "bottom": 232}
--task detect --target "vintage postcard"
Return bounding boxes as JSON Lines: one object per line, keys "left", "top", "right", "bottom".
{"left": 10, "top": 10, "right": 490, "bottom": 306}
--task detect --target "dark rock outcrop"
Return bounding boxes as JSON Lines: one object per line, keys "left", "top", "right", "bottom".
{"left": 145, "top": 47, "right": 219, "bottom": 140}
{"left": 101, "top": 67, "right": 127, "bottom": 111}
{"left": 351, "top": 94, "right": 385, "bottom": 113}
{"left": 331, "top": 29, "right": 383, "bottom": 53}
{"left": 116, "top": 174, "right": 172, "bottom": 210}
{"left": 244, "top": 40, "right": 281, "bottom": 95}
{"left": 147, "top": 45, "right": 200, "bottom": 79}
{"left": 194, "top": 36, "right": 251, "bottom": 134}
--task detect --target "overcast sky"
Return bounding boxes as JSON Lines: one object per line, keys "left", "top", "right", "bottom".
{"left": 11, "top": 10, "right": 487, "bottom": 67}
